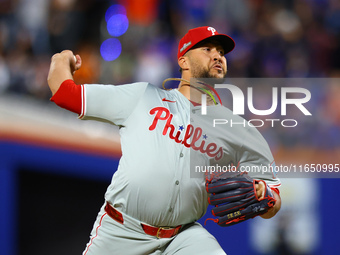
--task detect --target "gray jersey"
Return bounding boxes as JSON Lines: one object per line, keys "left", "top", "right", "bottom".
{"left": 79, "top": 82, "right": 280, "bottom": 227}
{"left": 190, "top": 104, "right": 281, "bottom": 186}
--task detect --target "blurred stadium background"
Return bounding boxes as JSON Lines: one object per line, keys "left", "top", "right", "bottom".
{"left": 0, "top": 0, "right": 340, "bottom": 254}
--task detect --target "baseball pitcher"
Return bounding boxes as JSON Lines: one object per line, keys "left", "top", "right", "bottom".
{"left": 47, "top": 26, "right": 281, "bottom": 255}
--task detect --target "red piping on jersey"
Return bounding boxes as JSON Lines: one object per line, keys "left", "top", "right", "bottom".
{"left": 80, "top": 84, "right": 85, "bottom": 118}
{"left": 83, "top": 212, "right": 107, "bottom": 255}
{"left": 190, "top": 100, "right": 201, "bottom": 106}
{"left": 50, "top": 79, "right": 82, "bottom": 115}
{"left": 270, "top": 187, "right": 280, "bottom": 196}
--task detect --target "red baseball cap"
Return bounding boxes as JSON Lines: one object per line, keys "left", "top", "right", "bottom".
{"left": 177, "top": 26, "right": 235, "bottom": 59}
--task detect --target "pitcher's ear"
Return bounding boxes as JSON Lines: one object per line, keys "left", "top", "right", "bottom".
{"left": 178, "top": 56, "right": 189, "bottom": 71}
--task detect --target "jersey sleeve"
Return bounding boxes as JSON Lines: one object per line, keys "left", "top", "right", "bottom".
{"left": 80, "top": 82, "right": 149, "bottom": 126}
{"left": 50, "top": 79, "right": 82, "bottom": 114}
{"left": 238, "top": 127, "right": 281, "bottom": 187}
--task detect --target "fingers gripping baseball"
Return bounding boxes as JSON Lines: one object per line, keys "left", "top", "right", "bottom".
{"left": 48, "top": 50, "right": 82, "bottom": 95}
{"left": 205, "top": 173, "right": 276, "bottom": 227}
{"left": 54, "top": 50, "right": 81, "bottom": 74}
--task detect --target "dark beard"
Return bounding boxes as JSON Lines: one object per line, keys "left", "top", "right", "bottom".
{"left": 195, "top": 70, "right": 214, "bottom": 78}
{"left": 192, "top": 67, "right": 226, "bottom": 79}
{"left": 191, "top": 69, "right": 226, "bottom": 89}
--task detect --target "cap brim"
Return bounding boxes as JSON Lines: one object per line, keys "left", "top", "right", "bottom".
{"left": 215, "top": 34, "right": 235, "bottom": 54}
{"left": 196, "top": 34, "right": 235, "bottom": 55}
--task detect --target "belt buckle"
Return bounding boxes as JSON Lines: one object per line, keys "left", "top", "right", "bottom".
{"left": 156, "top": 227, "right": 171, "bottom": 239}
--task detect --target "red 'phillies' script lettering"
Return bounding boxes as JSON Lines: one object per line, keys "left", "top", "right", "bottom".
{"left": 149, "top": 107, "right": 223, "bottom": 160}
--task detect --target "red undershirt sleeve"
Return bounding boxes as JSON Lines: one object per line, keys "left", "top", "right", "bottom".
{"left": 50, "top": 79, "right": 82, "bottom": 115}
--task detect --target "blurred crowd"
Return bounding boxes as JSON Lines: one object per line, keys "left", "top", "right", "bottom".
{"left": 0, "top": 0, "right": 339, "bottom": 149}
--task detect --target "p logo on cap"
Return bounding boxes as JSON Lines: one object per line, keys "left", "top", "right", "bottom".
{"left": 177, "top": 26, "right": 235, "bottom": 59}
{"left": 207, "top": 27, "right": 216, "bottom": 35}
